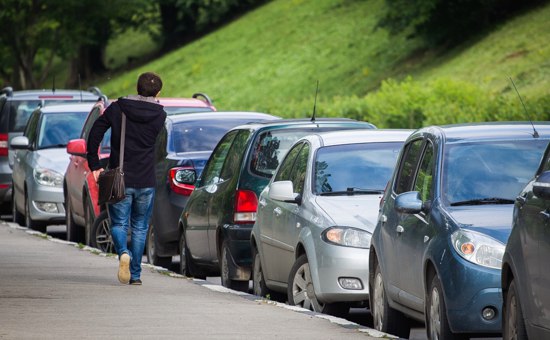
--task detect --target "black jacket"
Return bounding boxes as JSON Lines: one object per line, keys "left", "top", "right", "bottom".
{"left": 87, "top": 97, "right": 167, "bottom": 188}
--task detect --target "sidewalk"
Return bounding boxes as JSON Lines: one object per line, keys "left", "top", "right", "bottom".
{"left": 0, "top": 221, "right": 391, "bottom": 339}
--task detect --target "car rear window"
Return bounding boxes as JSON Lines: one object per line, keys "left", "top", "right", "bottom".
{"left": 38, "top": 112, "right": 88, "bottom": 149}
{"left": 169, "top": 118, "right": 254, "bottom": 153}
{"left": 314, "top": 142, "right": 403, "bottom": 194}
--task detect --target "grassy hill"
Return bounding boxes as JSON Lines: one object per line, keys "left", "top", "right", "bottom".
{"left": 99, "top": 0, "right": 550, "bottom": 127}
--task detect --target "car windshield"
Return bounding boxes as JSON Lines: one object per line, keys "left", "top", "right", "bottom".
{"left": 164, "top": 107, "right": 213, "bottom": 115}
{"left": 314, "top": 142, "right": 402, "bottom": 195}
{"left": 170, "top": 118, "right": 253, "bottom": 153}
{"left": 38, "top": 112, "right": 87, "bottom": 149}
{"left": 443, "top": 140, "right": 549, "bottom": 205}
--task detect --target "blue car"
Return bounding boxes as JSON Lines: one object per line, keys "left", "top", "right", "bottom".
{"left": 369, "top": 122, "right": 550, "bottom": 339}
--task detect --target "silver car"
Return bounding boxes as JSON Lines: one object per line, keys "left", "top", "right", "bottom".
{"left": 250, "top": 129, "right": 411, "bottom": 316}
{"left": 11, "top": 102, "right": 94, "bottom": 232}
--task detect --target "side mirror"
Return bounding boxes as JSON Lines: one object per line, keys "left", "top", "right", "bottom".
{"left": 67, "top": 139, "right": 87, "bottom": 156}
{"left": 395, "top": 191, "right": 423, "bottom": 214}
{"left": 268, "top": 180, "right": 300, "bottom": 204}
{"left": 174, "top": 168, "right": 196, "bottom": 185}
{"left": 533, "top": 171, "right": 550, "bottom": 200}
{"left": 10, "top": 136, "right": 30, "bottom": 150}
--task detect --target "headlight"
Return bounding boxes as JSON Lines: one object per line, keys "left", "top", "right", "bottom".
{"left": 451, "top": 229, "right": 505, "bottom": 269}
{"left": 33, "top": 167, "right": 63, "bottom": 187}
{"left": 322, "top": 226, "right": 371, "bottom": 248}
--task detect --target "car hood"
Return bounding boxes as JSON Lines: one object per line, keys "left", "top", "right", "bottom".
{"left": 446, "top": 205, "right": 513, "bottom": 244}
{"left": 35, "top": 149, "right": 70, "bottom": 174}
{"left": 315, "top": 195, "right": 382, "bottom": 233}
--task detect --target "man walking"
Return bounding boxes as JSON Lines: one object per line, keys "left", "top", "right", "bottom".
{"left": 87, "top": 72, "right": 167, "bottom": 285}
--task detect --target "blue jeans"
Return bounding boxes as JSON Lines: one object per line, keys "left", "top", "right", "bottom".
{"left": 108, "top": 187, "right": 155, "bottom": 281}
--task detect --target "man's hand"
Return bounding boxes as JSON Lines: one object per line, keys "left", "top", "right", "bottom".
{"left": 92, "top": 168, "right": 104, "bottom": 182}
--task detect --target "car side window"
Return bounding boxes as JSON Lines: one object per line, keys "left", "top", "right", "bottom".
{"left": 290, "top": 143, "right": 310, "bottom": 196}
{"left": 414, "top": 141, "right": 435, "bottom": 202}
{"left": 24, "top": 111, "right": 40, "bottom": 147}
{"left": 220, "top": 130, "right": 251, "bottom": 181}
{"left": 199, "top": 130, "right": 238, "bottom": 187}
{"left": 81, "top": 107, "right": 101, "bottom": 140}
{"left": 395, "top": 139, "right": 424, "bottom": 194}
{"left": 274, "top": 142, "right": 304, "bottom": 182}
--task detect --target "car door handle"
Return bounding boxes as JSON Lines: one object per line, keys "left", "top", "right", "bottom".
{"left": 540, "top": 210, "right": 550, "bottom": 220}
{"left": 396, "top": 225, "right": 404, "bottom": 234}
{"left": 274, "top": 207, "right": 282, "bottom": 217}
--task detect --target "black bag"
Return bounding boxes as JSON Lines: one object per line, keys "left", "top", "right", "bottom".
{"left": 97, "top": 167, "right": 125, "bottom": 205}
{"left": 97, "top": 113, "right": 127, "bottom": 205}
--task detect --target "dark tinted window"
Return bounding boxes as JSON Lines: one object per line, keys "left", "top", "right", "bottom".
{"left": 395, "top": 139, "right": 424, "bottom": 194}
{"left": 199, "top": 130, "right": 238, "bottom": 187}
{"left": 443, "top": 140, "right": 548, "bottom": 204}
{"left": 24, "top": 111, "right": 41, "bottom": 146}
{"left": 314, "top": 142, "right": 403, "bottom": 194}
{"left": 37, "top": 112, "right": 87, "bottom": 149}
{"left": 220, "top": 130, "right": 251, "bottom": 180}
{"left": 169, "top": 119, "right": 254, "bottom": 153}
{"left": 414, "top": 142, "right": 435, "bottom": 202}
{"left": 274, "top": 142, "right": 304, "bottom": 182}
{"left": 164, "top": 107, "right": 213, "bottom": 115}
{"left": 291, "top": 143, "right": 310, "bottom": 195}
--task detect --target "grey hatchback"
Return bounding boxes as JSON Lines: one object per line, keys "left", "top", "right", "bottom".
{"left": 502, "top": 141, "right": 550, "bottom": 339}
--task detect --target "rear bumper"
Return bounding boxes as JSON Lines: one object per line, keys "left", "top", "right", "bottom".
{"left": 222, "top": 223, "right": 253, "bottom": 280}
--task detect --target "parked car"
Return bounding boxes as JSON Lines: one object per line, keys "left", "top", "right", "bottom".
{"left": 250, "top": 129, "right": 411, "bottom": 316}
{"left": 146, "top": 111, "right": 280, "bottom": 267}
{"left": 502, "top": 141, "right": 550, "bottom": 340}
{"left": 180, "top": 118, "right": 376, "bottom": 291}
{"left": 11, "top": 102, "right": 96, "bottom": 232}
{"left": 64, "top": 94, "right": 217, "bottom": 248}
{"left": 0, "top": 86, "right": 104, "bottom": 213}
{"left": 369, "top": 122, "right": 550, "bottom": 339}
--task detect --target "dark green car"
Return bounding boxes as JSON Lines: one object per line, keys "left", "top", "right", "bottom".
{"left": 179, "top": 118, "right": 376, "bottom": 291}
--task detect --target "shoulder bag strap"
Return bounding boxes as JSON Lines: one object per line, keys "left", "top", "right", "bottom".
{"left": 119, "top": 113, "right": 126, "bottom": 172}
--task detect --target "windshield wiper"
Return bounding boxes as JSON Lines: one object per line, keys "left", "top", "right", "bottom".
{"left": 319, "top": 187, "right": 384, "bottom": 196}
{"left": 39, "top": 144, "right": 67, "bottom": 150}
{"left": 450, "top": 197, "right": 515, "bottom": 206}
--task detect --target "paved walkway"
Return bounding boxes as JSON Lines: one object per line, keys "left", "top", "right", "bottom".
{"left": 0, "top": 221, "right": 392, "bottom": 339}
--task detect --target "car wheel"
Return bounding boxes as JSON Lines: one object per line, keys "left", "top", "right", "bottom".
{"left": 84, "top": 199, "right": 94, "bottom": 246}
{"left": 504, "top": 279, "right": 528, "bottom": 340}
{"left": 90, "top": 210, "right": 115, "bottom": 254}
{"left": 427, "top": 274, "right": 466, "bottom": 340}
{"left": 146, "top": 224, "right": 172, "bottom": 268}
{"left": 220, "top": 239, "right": 249, "bottom": 292}
{"left": 25, "top": 193, "right": 46, "bottom": 233}
{"left": 287, "top": 254, "right": 349, "bottom": 316}
{"left": 252, "top": 246, "right": 270, "bottom": 297}
{"left": 65, "top": 194, "right": 82, "bottom": 243}
{"left": 371, "top": 261, "right": 410, "bottom": 338}
{"left": 12, "top": 188, "right": 24, "bottom": 225}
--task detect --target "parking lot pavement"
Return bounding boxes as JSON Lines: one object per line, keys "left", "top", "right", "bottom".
{"left": 0, "top": 221, "right": 392, "bottom": 340}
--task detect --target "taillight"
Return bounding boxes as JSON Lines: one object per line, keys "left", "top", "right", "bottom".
{"left": 169, "top": 167, "right": 194, "bottom": 196}
{"left": 234, "top": 189, "right": 258, "bottom": 224}
{"left": 0, "top": 133, "right": 8, "bottom": 157}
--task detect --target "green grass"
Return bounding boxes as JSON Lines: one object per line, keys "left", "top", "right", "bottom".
{"left": 99, "top": 0, "right": 550, "bottom": 122}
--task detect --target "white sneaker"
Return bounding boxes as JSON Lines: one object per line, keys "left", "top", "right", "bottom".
{"left": 118, "top": 253, "right": 131, "bottom": 284}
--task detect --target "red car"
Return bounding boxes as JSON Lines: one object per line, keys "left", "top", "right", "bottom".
{"left": 63, "top": 94, "right": 216, "bottom": 248}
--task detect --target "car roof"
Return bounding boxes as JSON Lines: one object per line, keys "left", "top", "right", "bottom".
{"left": 312, "top": 128, "right": 413, "bottom": 146}
{"left": 37, "top": 102, "right": 97, "bottom": 113}
{"left": 165, "top": 111, "right": 280, "bottom": 123}
{"left": 229, "top": 118, "right": 376, "bottom": 132}
{"left": 2, "top": 89, "right": 101, "bottom": 101}
{"left": 158, "top": 98, "right": 214, "bottom": 108}
{"left": 416, "top": 122, "right": 550, "bottom": 143}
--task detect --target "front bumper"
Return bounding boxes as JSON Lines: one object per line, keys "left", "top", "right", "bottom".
{"left": 28, "top": 184, "right": 65, "bottom": 223}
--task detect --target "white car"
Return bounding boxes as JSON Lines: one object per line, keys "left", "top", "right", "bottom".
{"left": 11, "top": 102, "right": 94, "bottom": 232}
{"left": 250, "top": 129, "right": 411, "bottom": 316}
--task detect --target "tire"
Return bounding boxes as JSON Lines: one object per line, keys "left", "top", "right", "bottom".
{"left": 178, "top": 230, "right": 206, "bottom": 279}
{"left": 12, "top": 188, "right": 24, "bottom": 225}
{"left": 287, "top": 254, "right": 349, "bottom": 317}
{"left": 504, "top": 279, "right": 528, "bottom": 340}
{"left": 146, "top": 224, "right": 172, "bottom": 268}
{"left": 220, "top": 240, "right": 249, "bottom": 292}
{"left": 90, "top": 210, "right": 115, "bottom": 253}
{"left": 371, "top": 261, "right": 411, "bottom": 338}
{"left": 65, "top": 194, "right": 83, "bottom": 243}
{"left": 427, "top": 275, "right": 467, "bottom": 340}
{"left": 25, "top": 193, "right": 46, "bottom": 233}
{"left": 252, "top": 246, "right": 271, "bottom": 297}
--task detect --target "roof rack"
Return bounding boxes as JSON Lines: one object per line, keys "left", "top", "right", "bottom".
{"left": 1, "top": 86, "right": 13, "bottom": 97}
{"left": 192, "top": 92, "right": 213, "bottom": 106}
{"left": 87, "top": 86, "right": 103, "bottom": 96}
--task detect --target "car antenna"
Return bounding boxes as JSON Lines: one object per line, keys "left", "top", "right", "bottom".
{"left": 311, "top": 80, "right": 319, "bottom": 122}
{"left": 78, "top": 73, "right": 83, "bottom": 102}
{"left": 52, "top": 75, "right": 56, "bottom": 93}
{"left": 510, "top": 76, "right": 538, "bottom": 138}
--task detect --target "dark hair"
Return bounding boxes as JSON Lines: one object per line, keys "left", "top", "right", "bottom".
{"left": 137, "top": 72, "right": 163, "bottom": 97}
